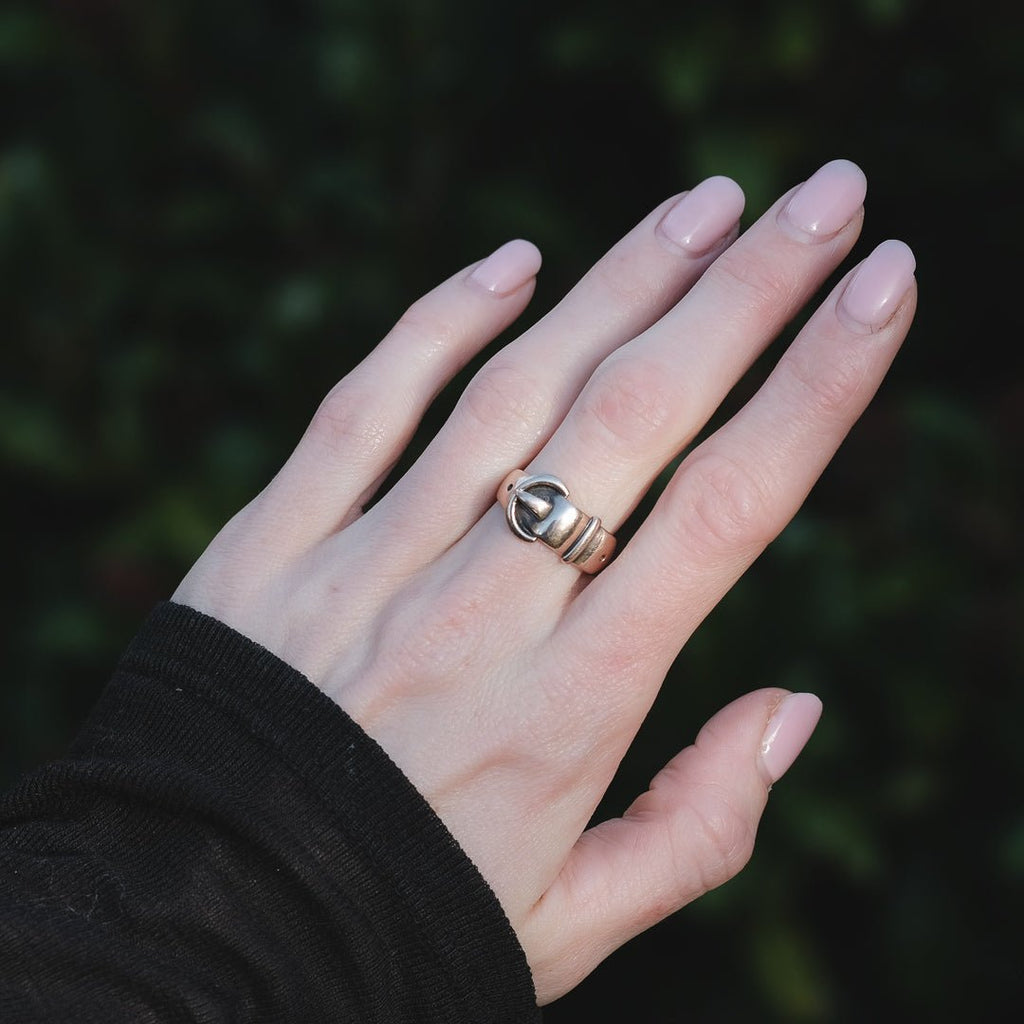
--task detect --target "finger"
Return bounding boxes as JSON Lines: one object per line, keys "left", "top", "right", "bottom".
{"left": 523, "top": 689, "right": 823, "bottom": 1003}
{"left": 566, "top": 240, "right": 917, "bottom": 682}
{"left": 365, "top": 177, "right": 746, "bottom": 565}
{"left": 522, "top": 159, "right": 869, "bottom": 543}
{"left": 256, "top": 239, "right": 542, "bottom": 551}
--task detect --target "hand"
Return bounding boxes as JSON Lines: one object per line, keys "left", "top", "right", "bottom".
{"left": 174, "top": 159, "right": 916, "bottom": 1003}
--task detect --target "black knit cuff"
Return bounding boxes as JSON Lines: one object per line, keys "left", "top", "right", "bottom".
{"left": 78, "top": 601, "right": 540, "bottom": 1023}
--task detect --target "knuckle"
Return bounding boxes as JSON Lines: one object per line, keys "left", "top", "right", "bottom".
{"left": 782, "top": 342, "right": 869, "bottom": 421}
{"left": 589, "top": 250, "right": 656, "bottom": 311}
{"left": 671, "top": 450, "right": 777, "bottom": 555}
{"left": 381, "top": 584, "right": 490, "bottom": 690}
{"left": 459, "top": 358, "right": 548, "bottom": 435}
{"left": 308, "top": 381, "right": 389, "bottom": 460}
{"left": 685, "top": 789, "right": 757, "bottom": 893}
{"left": 576, "top": 356, "right": 681, "bottom": 451}
{"left": 391, "top": 295, "right": 457, "bottom": 354}
{"left": 707, "top": 247, "right": 798, "bottom": 325}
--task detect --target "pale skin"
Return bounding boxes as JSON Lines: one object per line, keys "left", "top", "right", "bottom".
{"left": 174, "top": 159, "right": 917, "bottom": 1005}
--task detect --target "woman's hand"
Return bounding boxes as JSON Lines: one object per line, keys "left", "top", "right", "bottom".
{"left": 174, "top": 160, "right": 916, "bottom": 1003}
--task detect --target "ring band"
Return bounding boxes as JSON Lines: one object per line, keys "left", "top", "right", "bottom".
{"left": 497, "top": 471, "right": 616, "bottom": 574}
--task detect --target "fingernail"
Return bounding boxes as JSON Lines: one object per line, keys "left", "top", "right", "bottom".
{"left": 838, "top": 239, "right": 916, "bottom": 331}
{"left": 468, "top": 239, "right": 543, "bottom": 296}
{"left": 657, "top": 176, "right": 746, "bottom": 255}
{"left": 780, "top": 159, "right": 867, "bottom": 239}
{"left": 759, "top": 692, "right": 823, "bottom": 784}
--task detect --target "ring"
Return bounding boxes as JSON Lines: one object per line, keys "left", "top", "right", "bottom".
{"left": 497, "top": 471, "right": 616, "bottom": 574}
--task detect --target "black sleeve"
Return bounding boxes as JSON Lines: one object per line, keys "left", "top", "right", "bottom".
{"left": 0, "top": 602, "right": 540, "bottom": 1023}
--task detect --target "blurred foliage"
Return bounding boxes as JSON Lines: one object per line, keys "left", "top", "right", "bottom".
{"left": 1, "top": 0, "right": 1021, "bottom": 1020}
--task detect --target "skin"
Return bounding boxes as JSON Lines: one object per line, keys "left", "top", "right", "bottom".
{"left": 174, "top": 160, "right": 917, "bottom": 1005}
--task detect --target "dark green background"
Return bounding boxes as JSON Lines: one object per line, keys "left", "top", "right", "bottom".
{"left": 2, "top": 0, "right": 1021, "bottom": 1019}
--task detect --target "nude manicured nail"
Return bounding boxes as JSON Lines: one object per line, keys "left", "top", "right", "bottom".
{"left": 657, "top": 176, "right": 746, "bottom": 255}
{"left": 759, "top": 692, "right": 823, "bottom": 784}
{"left": 838, "top": 239, "right": 916, "bottom": 331}
{"left": 780, "top": 159, "right": 867, "bottom": 239}
{"left": 468, "top": 239, "right": 543, "bottom": 296}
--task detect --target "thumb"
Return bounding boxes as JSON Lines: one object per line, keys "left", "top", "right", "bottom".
{"left": 524, "top": 688, "right": 823, "bottom": 1004}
